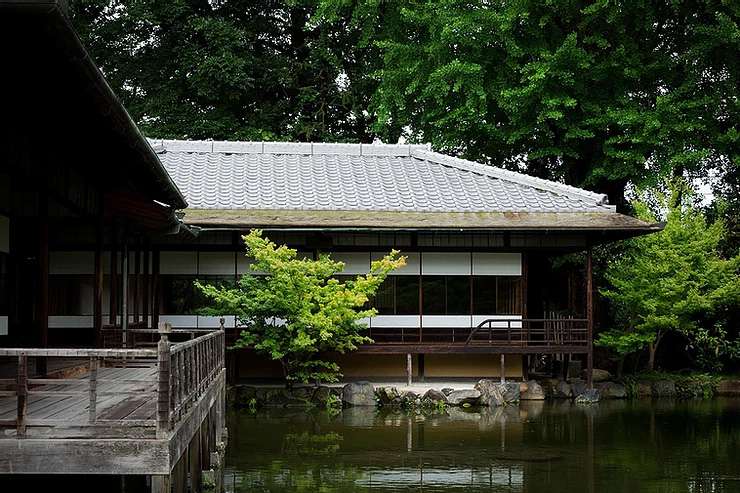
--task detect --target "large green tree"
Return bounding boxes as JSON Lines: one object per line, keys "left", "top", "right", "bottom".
{"left": 321, "top": 0, "right": 739, "bottom": 209}
{"left": 70, "top": 0, "right": 386, "bottom": 141}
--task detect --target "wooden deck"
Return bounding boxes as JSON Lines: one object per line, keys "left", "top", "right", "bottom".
{"left": 0, "top": 329, "right": 227, "bottom": 478}
{"left": 0, "top": 364, "right": 158, "bottom": 439}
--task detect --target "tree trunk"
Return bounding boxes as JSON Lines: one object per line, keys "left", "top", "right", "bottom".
{"left": 647, "top": 332, "right": 663, "bottom": 371}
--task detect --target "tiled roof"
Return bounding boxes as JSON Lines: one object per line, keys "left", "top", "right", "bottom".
{"left": 150, "top": 140, "right": 615, "bottom": 214}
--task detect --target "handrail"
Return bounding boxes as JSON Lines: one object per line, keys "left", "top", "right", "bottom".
{"left": 465, "top": 317, "right": 588, "bottom": 346}
{"left": 0, "top": 347, "right": 157, "bottom": 358}
{"left": 0, "top": 327, "right": 225, "bottom": 439}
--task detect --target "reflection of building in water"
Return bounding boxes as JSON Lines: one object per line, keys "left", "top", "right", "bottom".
{"left": 357, "top": 465, "right": 524, "bottom": 489}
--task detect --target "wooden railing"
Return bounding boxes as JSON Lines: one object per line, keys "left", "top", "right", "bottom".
{"left": 101, "top": 325, "right": 216, "bottom": 349}
{"left": 366, "top": 318, "right": 588, "bottom": 347}
{"left": 157, "top": 328, "right": 225, "bottom": 437}
{"left": 0, "top": 327, "right": 225, "bottom": 439}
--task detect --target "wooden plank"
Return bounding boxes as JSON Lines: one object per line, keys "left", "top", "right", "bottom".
{"left": 0, "top": 438, "right": 170, "bottom": 474}
{"left": 17, "top": 354, "right": 27, "bottom": 436}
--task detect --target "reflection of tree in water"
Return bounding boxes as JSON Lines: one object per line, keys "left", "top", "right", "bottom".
{"left": 282, "top": 431, "right": 343, "bottom": 456}
{"left": 233, "top": 458, "right": 366, "bottom": 493}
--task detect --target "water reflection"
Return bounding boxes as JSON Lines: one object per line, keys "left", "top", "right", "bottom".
{"left": 226, "top": 398, "right": 740, "bottom": 493}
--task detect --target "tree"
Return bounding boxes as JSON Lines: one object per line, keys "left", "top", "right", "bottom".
{"left": 196, "top": 230, "right": 405, "bottom": 385}
{"left": 321, "top": 0, "right": 739, "bottom": 210}
{"left": 596, "top": 181, "right": 740, "bottom": 371}
{"left": 70, "top": 0, "right": 387, "bottom": 142}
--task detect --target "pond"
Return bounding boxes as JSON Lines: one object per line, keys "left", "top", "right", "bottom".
{"left": 225, "top": 398, "right": 740, "bottom": 493}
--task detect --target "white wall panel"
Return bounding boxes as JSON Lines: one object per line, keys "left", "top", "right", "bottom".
{"left": 198, "top": 315, "right": 236, "bottom": 328}
{"left": 472, "top": 314, "right": 522, "bottom": 328}
{"left": 372, "top": 252, "right": 420, "bottom": 275}
{"left": 421, "top": 252, "right": 471, "bottom": 275}
{"left": 48, "top": 316, "right": 94, "bottom": 328}
{"left": 370, "top": 315, "right": 420, "bottom": 328}
{"left": 421, "top": 315, "right": 472, "bottom": 328}
{"left": 472, "top": 253, "right": 521, "bottom": 276}
{"left": 0, "top": 215, "right": 8, "bottom": 253}
{"left": 198, "top": 252, "right": 236, "bottom": 275}
{"left": 0, "top": 316, "right": 8, "bottom": 336}
{"left": 160, "top": 315, "right": 198, "bottom": 328}
{"left": 50, "top": 251, "right": 94, "bottom": 275}
{"left": 160, "top": 251, "right": 197, "bottom": 275}
{"left": 237, "top": 254, "right": 261, "bottom": 275}
{"left": 333, "top": 252, "right": 370, "bottom": 274}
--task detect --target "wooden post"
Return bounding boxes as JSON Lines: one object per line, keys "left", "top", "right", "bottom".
{"left": 157, "top": 322, "right": 172, "bottom": 437}
{"left": 133, "top": 241, "right": 140, "bottom": 325}
{"left": 406, "top": 353, "right": 412, "bottom": 386}
{"left": 88, "top": 356, "right": 98, "bottom": 423}
{"left": 586, "top": 247, "right": 594, "bottom": 389}
{"left": 151, "top": 475, "right": 171, "bottom": 493}
{"left": 94, "top": 216, "right": 104, "bottom": 347}
{"left": 500, "top": 354, "right": 506, "bottom": 383}
{"left": 37, "top": 193, "right": 49, "bottom": 375}
{"left": 17, "top": 354, "right": 27, "bottom": 437}
{"left": 143, "top": 245, "right": 150, "bottom": 328}
{"left": 121, "top": 240, "right": 129, "bottom": 348}
{"left": 151, "top": 248, "right": 160, "bottom": 331}
{"left": 109, "top": 221, "right": 118, "bottom": 326}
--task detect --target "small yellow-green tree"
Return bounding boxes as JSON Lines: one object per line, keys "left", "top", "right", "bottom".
{"left": 596, "top": 182, "right": 740, "bottom": 371}
{"left": 196, "top": 230, "right": 405, "bottom": 385}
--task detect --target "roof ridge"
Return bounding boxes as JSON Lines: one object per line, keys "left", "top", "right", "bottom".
{"left": 147, "top": 138, "right": 431, "bottom": 157}
{"left": 410, "top": 149, "right": 612, "bottom": 209}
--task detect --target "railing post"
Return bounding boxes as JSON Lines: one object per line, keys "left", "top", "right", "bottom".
{"left": 16, "top": 354, "right": 27, "bottom": 437}
{"left": 88, "top": 356, "right": 98, "bottom": 424}
{"left": 157, "top": 322, "right": 172, "bottom": 437}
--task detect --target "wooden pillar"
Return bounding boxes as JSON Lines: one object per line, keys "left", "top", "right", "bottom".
{"left": 586, "top": 247, "right": 594, "bottom": 389}
{"left": 151, "top": 248, "right": 160, "bottom": 331}
{"left": 143, "top": 245, "right": 150, "bottom": 328}
{"left": 406, "top": 353, "right": 412, "bottom": 386}
{"left": 500, "top": 354, "right": 506, "bottom": 383}
{"left": 189, "top": 428, "right": 202, "bottom": 493}
{"left": 150, "top": 475, "right": 170, "bottom": 493}
{"left": 133, "top": 241, "right": 140, "bottom": 325}
{"left": 521, "top": 253, "right": 529, "bottom": 380}
{"left": 93, "top": 216, "right": 104, "bottom": 347}
{"left": 109, "top": 221, "right": 118, "bottom": 326}
{"left": 37, "top": 193, "right": 49, "bottom": 375}
{"left": 121, "top": 240, "right": 129, "bottom": 348}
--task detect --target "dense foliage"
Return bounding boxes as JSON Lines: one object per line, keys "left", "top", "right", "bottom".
{"left": 71, "top": 0, "right": 386, "bottom": 142}
{"left": 596, "top": 182, "right": 740, "bottom": 371}
{"left": 196, "top": 230, "right": 405, "bottom": 385}
{"left": 71, "top": 1, "right": 739, "bottom": 209}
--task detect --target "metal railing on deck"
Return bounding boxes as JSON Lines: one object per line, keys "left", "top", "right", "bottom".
{"left": 0, "top": 326, "right": 225, "bottom": 439}
{"left": 366, "top": 318, "right": 588, "bottom": 347}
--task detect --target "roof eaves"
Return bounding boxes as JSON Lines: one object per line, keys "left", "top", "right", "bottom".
{"left": 411, "top": 149, "right": 614, "bottom": 211}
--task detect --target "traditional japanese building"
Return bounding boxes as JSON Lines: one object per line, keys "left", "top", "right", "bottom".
{"left": 141, "top": 139, "right": 661, "bottom": 384}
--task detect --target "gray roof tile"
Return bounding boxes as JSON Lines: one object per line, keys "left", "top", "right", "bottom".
{"left": 151, "top": 140, "right": 614, "bottom": 213}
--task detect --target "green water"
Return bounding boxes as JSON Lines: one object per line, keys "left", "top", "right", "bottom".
{"left": 225, "top": 399, "right": 740, "bottom": 493}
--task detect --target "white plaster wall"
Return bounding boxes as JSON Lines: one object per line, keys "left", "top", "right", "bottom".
{"left": 198, "top": 252, "right": 236, "bottom": 275}
{"left": 472, "top": 253, "right": 521, "bottom": 276}
{"left": 332, "top": 252, "right": 371, "bottom": 274}
{"left": 370, "top": 315, "right": 421, "bottom": 328}
{"left": 421, "top": 252, "right": 471, "bottom": 275}
{"left": 160, "top": 251, "right": 197, "bottom": 275}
